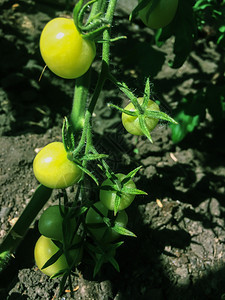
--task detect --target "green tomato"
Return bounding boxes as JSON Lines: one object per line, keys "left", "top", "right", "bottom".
{"left": 38, "top": 205, "right": 76, "bottom": 241}
{"left": 122, "top": 98, "right": 160, "bottom": 136}
{"left": 40, "top": 17, "right": 96, "bottom": 79}
{"left": 33, "top": 142, "right": 82, "bottom": 189}
{"left": 138, "top": 0, "right": 178, "bottom": 29}
{"left": 85, "top": 201, "right": 128, "bottom": 242}
{"left": 100, "top": 173, "right": 136, "bottom": 211}
{"left": 34, "top": 235, "right": 82, "bottom": 277}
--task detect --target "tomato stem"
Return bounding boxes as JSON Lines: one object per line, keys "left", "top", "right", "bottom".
{"left": 70, "top": 70, "right": 91, "bottom": 136}
{"left": 0, "top": 185, "right": 52, "bottom": 271}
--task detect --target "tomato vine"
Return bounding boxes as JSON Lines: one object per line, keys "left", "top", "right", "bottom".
{"left": 0, "top": 0, "right": 182, "bottom": 296}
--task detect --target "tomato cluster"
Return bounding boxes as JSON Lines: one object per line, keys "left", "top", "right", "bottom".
{"left": 33, "top": 8, "right": 159, "bottom": 280}
{"left": 34, "top": 205, "right": 82, "bottom": 277}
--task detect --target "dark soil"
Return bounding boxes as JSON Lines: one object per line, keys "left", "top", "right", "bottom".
{"left": 1, "top": 0, "right": 225, "bottom": 299}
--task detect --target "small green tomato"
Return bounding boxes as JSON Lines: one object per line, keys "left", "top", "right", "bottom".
{"left": 122, "top": 98, "right": 160, "bottom": 136}
{"left": 100, "top": 173, "right": 136, "bottom": 211}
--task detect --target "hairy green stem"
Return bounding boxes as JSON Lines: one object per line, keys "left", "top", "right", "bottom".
{"left": 70, "top": 70, "right": 91, "bottom": 135}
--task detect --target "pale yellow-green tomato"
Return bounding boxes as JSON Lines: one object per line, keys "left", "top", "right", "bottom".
{"left": 40, "top": 17, "right": 96, "bottom": 79}
{"left": 122, "top": 98, "right": 160, "bottom": 136}
{"left": 34, "top": 235, "right": 82, "bottom": 277}
{"left": 33, "top": 142, "right": 82, "bottom": 189}
{"left": 139, "top": 0, "right": 179, "bottom": 29}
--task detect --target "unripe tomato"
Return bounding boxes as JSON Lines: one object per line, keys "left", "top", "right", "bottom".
{"left": 138, "top": 0, "right": 178, "bottom": 29}
{"left": 85, "top": 201, "right": 128, "bottom": 242}
{"left": 40, "top": 17, "right": 96, "bottom": 79}
{"left": 122, "top": 98, "right": 160, "bottom": 136}
{"left": 33, "top": 142, "right": 82, "bottom": 189}
{"left": 100, "top": 173, "right": 136, "bottom": 211}
{"left": 34, "top": 235, "right": 82, "bottom": 277}
{"left": 38, "top": 205, "right": 76, "bottom": 241}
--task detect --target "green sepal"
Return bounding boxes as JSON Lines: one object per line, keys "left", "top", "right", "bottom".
{"left": 73, "top": 0, "right": 83, "bottom": 32}
{"left": 103, "top": 217, "right": 111, "bottom": 227}
{"left": 114, "top": 193, "right": 121, "bottom": 216}
{"left": 122, "top": 186, "right": 147, "bottom": 196}
{"left": 138, "top": 115, "right": 153, "bottom": 143}
{"left": 62, "top": 117, "right": 76, "bottom": 153}
{"left": 144, "top": 110, "right": 178, "bottom": 124}
{"left": 73, "top": 158, "right": 99, "bottom": 185}
{"left": 111, "top": 225, "right": 137, "bottom": 238}
{"left": 100, "top": 184, "right": 119, "bottom": 192}
{"left": 70, "top": 206, "right": 88, "bottom": 219}
{"left": 93, "top": 258, "right": 103, "bottom": 277}
{"left": 108, "top": 103, "right": 138, "bottom": 117}
{"left": 142, "top": 77, "right": 151, "bottom": 109}
{"left": 78, "top": 0, "right": 97, "bottom": 28}
{"left": 86, "top": 222, "right": 106, "bottom": 229}
{"left": 121, "top": 166, "right": 142, "bottom": 183}
{"left": 51, "top": 239, "right": 63, "bottom": 249}
{"left": 50, "top": 268, "right": 68, "bottom": 279}
{"left": 59, "top": 272, "right": 69, "bottom": 295}
{"left": 41, "top": 248, "right": 63, "bottom": 270}
{"left": 108, "top": 256, "right": 120, "bottom": 272}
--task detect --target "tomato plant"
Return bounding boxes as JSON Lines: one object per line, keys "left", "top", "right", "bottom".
{"left": 122, "top": 98, "right": 160, "bottom": 136}
{"left": 85, "top": 201, "right": 128, "bottom": 242}
{"left": 34, "top": 235, "right": 82, "bottom": 277}
{"left": 138, "top": 0, "right": 179, "bottom": 29}
{"left": 38, "top": 205, "right": 76, "bottom": 241}
{"left": 100, "top": 173, "right": 136, "bottom": 211}
{"left": 40, "top": 17, "right": 96, "bottom": 79}
{"left": 33, "top": 142, "right": 82, "bottom": 189}
{"left": 0, "top": 0, "right": 180, "bottom": 291}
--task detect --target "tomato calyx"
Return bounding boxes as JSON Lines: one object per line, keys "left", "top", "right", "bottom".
{"left": 109, "top": 78, "right": 178, "bottom": 142}
{"left": 86, "top": 239, "right": 124, "bottom": 277}
{"left": 73, "top": 0, "right": 110, "bottom": 41}
{"left": 100, "top": 167, "right": 147, "bottom": 215}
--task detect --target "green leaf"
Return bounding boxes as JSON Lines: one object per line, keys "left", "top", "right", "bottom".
{"left": 155, "top": 0, "right": 197, "bottom": 69}
{"left": 170, "top": 111, "right": 199, "bottom": 144}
